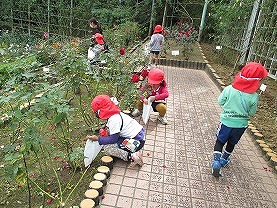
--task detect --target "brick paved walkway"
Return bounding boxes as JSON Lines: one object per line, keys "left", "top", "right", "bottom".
{"left": 99, "top": 66, "right": 277, "bottom": 208}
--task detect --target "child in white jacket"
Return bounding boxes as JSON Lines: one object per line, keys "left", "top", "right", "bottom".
{"left": 149, "top": 25, "right": 164, "bottom": 67}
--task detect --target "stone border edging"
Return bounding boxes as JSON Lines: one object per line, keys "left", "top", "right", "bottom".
{"left": 159, "top": 42, "right": 277, "bottom": 173}
{"left": 79, "top": 156, "right": 114, "bottom": 208}
{"left": 159, "top": 58, "right": 207, "bottom": 71}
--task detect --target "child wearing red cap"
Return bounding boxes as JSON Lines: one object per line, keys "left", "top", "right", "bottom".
{"left": 87, "top": 94, "right": 145, "bottom": 167}
{"left": 211, "top": 62, "right": 268, "bottom": 177}
{"left": 149, "top": 25, "right": 165, "bottom": 67}
{"left": 132, "top": 68, "right": 169, "bottom": 125}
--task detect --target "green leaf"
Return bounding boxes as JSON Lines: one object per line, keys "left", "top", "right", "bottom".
{"left": 15, "top": 168, "right": 27, "bottom": 184}
{"left": 13, "top": 108, "right": 23, "bottom": 119}
{"left": 0, "top": 91, "right": 21, "bottom": 103}
{"left": 53, "top": 112, "right": 66, "bottom": 124}
{"left": 32, "top": 118, "right": 41, "bottom": 123}
{"left": 22, "top": 72, "right": 35, "bottom": 79}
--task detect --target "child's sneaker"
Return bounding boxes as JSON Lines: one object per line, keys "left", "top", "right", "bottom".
{"left": 132, "top": 109, "right": 142, "bottom": 117}
{"left": 211, "top": 161, "right": 222, "bottom": 177}
{"left": 157, "top": 115, "right": 167, "bottom": 125}
{"left": 220, "top": 157, "right": 230, "bottom": 167}
{"left": 130, "top": 151, "right": 144, "bottom": 167}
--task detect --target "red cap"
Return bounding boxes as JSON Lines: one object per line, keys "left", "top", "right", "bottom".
{"left": 232, "top": 62, "right": 268, "bottom": 93}
{"left": 153, "top": 25, "right": 163, "bottom": 34}
{"left": 91, "top": 95, "right": 120, "bottom": 119}
{"left": 148, "top": 68, "right": 165, "bottom": 84}
{"left": 93, "top": 33, "right": 104, "bottom": 45}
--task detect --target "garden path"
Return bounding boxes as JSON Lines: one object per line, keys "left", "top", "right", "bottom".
{"left": 99, "top": 65, "right": 277, "bottom": 208}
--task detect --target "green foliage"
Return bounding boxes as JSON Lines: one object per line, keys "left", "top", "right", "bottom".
{"left": 105, "top": 21, "right": 142, "bottom": 49}
{"left": 0, "top": 25, "right": 146, "bottom": 206}
{"left": 205, "top": 0, "right": 253, "bottom": 42}
{"left": 69, "top": 147, "right": 84, "bottom": 166}
{"left": 163, "top": 21, "right": 198, "bottom": 60}
{"left": 0, "top": 31, "right": 42, "bottom": 89}
{"left": 0, "top": 0, "right": 149, "bottom": 38}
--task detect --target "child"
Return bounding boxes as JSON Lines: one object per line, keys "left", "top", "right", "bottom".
{"left": 88, "top": 33, "right": 105, "bottom": 63}
{"left": 89, "top": 18, "right": 103, "bottom": 36}
{"left": 89, "top": 18, "right": 109, "bottom": 52}
{"left": 132, "top": 67, "right": 169, "bottom": 125}
{"left": 87, "top": 94, "right": 145, "bottom": 167}
{"left": 211, "top": 62, "right": 268, "bottom": 177}
{"left": 149, "top": 25, "right": 164, "bottom": 67}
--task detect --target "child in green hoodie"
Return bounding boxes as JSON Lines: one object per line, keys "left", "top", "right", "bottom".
{"left": 211, "top": 62, "right": 268, "bottom": 177}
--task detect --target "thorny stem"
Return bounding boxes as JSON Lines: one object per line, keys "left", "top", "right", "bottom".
{"left": 53, "top": 167, "right": 63, "bottom": 205}
{"left": 22, "top": 153, "right": 32, "bottom": 208}
{"left": 29, "top": 178, "right": 56, "bottom": 199}
{"left": 63, "top": 165, "right": 90, "bottom": 206}
{"left": 78, "top": 91, "right": 93, "bottom": 127}
{"left": 60, "top": 121, "right": 72, "bottom": 163}
{"left": 34, "top": 149, "right": 47, "bottom": 207}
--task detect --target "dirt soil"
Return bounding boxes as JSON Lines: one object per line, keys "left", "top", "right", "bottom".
{"left": 163, "top": 41, "right": 277, "bottom": 153}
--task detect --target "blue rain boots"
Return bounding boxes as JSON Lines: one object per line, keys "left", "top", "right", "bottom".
{"left": 220, "top": 150, "right": 231, "bottom": 167}
{"left": 212, "top": 151, "right": 222, "bottom": 177}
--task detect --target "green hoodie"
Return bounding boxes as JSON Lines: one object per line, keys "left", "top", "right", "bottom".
{"left": 218, "top": 85, "right": 258, "bottom": 128}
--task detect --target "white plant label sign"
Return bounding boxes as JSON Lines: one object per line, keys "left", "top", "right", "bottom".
{"left": 260, "top": 84, "right": 267, "bottom": 92}
{"left": 171, "top": 50, "right": 179, "bottom": 56}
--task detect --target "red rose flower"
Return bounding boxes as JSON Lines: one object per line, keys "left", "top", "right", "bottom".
{"left": 99, "top": 128, "right": 108, "bottom": 136}
{"left": 185, "top": 30, "right": 190, "bottom": 37}
{"left": 141, "top": 69, "right": 149, "bottom": 78}
{"left": 131, "top": 74, "right": 140, "bottom": 83}
{"left": 46, "top": 198, "right": 52, "bottom": 203}
{"left": 119, "top": 48, "right": 125, "bottom": 55}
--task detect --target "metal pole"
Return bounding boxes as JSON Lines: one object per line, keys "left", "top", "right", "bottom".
{"left": 47, "top": 0, "right": 50, "bottom": 34}
{"left": 162, "top": 0, "right": 167, "bottom": 29}
{"left": 10, "top": 0, "right": 14, "bottom": 30}
{"left": 239, "top": 0, "right": 261, "bottom": 64}
{"left": 70, "top": 0, "right": 73, "bottom": 36}
{"left": 198, "top": 0, "right": 209, "bottom": 42}
{"left": 28, "top": 4, "right": 31, "bottom": 35}
{"left": 148, "top": 0, "right": 155, "bottom": 36}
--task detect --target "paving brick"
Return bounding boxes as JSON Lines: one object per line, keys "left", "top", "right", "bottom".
{"left": 98, "top": 66, "right": 277, "bottom": 208}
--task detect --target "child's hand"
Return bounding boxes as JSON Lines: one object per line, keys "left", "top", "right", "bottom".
{"left": 81, "top": 137, "right": 88, "bottom": 141}
{"left": 143, "top": 98, "right": 148, "bottom": 104}
{"left": 149, "top": 96, "right": 156, "bottom": 102}
{"left": 87, "top": 135, "right": 98, "bottom": 141}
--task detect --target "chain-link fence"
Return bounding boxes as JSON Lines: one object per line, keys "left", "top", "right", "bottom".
{"left": 0, "top": 0, "right": 92, "bottom": 38}
{"left": 249, "top": 0, "right": 276, "bottom": 79}
{"left": 1, "top": 0, "right": 276, "bottom": 79}
{"left": 209, "top": 0, "right": 276, "bottom": 80}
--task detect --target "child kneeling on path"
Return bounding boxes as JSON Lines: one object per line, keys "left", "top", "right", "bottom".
{"left": 132, "top": 67, "right": 169, "bottom": 125}
{"left": 211, "top": 62, "right": 268, "bottom": 177}
{"left": 87, "top": 94, "right": 145, "bottom": 167}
